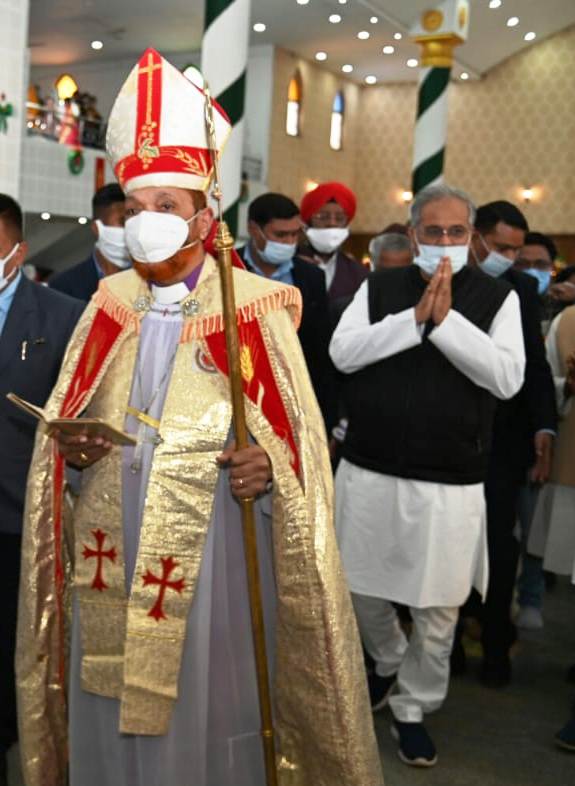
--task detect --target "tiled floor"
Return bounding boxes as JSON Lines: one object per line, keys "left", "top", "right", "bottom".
{"left": 8, "top": 578, "right": 575, "bottom": 785}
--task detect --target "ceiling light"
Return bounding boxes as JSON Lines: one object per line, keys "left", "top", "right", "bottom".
{"left": 296, "top": 0, "right": 309, "bottom": 5}
{"left": 338, "top": 0, "right": 347, "bottom": 4}
{"left": 365, "top": 75, "right": 377, "bottom": 85}
{"left": 383, "top": 45, "right": 395, "bottom": 54}
{"left": 489, "top": 0, "right": 502, "bottom": 8}
{"left": 370, "top": 16, "right": 378, "bottom": 24}
{"left": 460, "top": 72, "right": 469, "bottom": 80}
{"left": 78, "top": 216, "right": 88, "bottom": 225}
{"left": 41, "top": 212, "right": 51, "bottom": 221}
{"left": 394, "top": 32, "right": 403, "bottom": 40}
{"left": 357, "top": 31, "right": 370, "bottom": 40}
{"left": 315, "top": 51, "right": 328, "bottom": 61}
{"left": 507, "top": 16, "right": 519, "bottom": 27}
{"left": 407, "top": 58, "right": 418, "bottom": 68}
{"left": 401, "top": 190, "right": 413, "bottom": 203}
{"left": 329, "top": 14, "right": 341, "bottom": 23}
{"left": 524, "top": 31, "right": 536, "bottom": 41}
{"left": 253, "top": 22, "right": 266, "bottom": 32}
{"left": 342, "top": 64, "right": 354, "bottom": 73}
{"left": 91, "top": 40, "right": 103, "bottom": 50}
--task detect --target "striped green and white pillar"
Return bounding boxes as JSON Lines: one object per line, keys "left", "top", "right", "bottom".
{"left": 410, "top": 0, "right": 469, "bottom": 194}
{"left": 202, "top": 0, "right": 251, "bottom": 235}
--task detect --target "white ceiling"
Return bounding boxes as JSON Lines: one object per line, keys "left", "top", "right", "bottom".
{"left": 29, "top": 0, "right": 575, "bottom": 83}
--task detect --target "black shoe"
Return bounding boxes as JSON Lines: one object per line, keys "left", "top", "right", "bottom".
{"left": 368, "top": 672, "right": 397, "bottom": 712}
{"left": 480, "top": 655, "right": 511, "bottom": 688}
{"left": 450, "top": 633, "right": 467, "bottom": 676}
{"left": 391, "top": 719, "right": 438, "bottom": 767}
{"left": 555, "top": 717, "right": 575, "bottom": 752}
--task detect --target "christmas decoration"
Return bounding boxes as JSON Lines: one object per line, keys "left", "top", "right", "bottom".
{"left": 67, "top": 148, "right": 84, "bottom": 175}
{"left": 0, "top": 93, "right": 14, "bottom": 134}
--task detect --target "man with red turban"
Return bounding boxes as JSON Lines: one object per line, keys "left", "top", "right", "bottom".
{"left": 299, "top": 182, "right": 367, "bottom": 323}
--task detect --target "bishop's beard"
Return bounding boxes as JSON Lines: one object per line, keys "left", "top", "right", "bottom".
{"left": 132, "top": 249, "right": 196, "bottom": 284}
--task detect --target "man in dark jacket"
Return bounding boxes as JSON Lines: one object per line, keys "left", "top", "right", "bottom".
{"left": 469, "top": 200, "right": 558, "bottom": 687}
{"left": 49, "top": 182, "right": 129, "bottom": 301}
{"left": 239, "top": 192, "right": 336, "bottom": 432}
{"left": 0, "top": 194, "right": 84, "bottom": 785}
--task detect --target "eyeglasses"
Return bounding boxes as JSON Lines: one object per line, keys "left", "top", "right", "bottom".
{"left": 515, "top": 257, "right": 553, "bottom": 271}
{"left": 311, "top": 212, "right": 348, "bottom": 227}
{"left": 419, "top": 225, "right": 469, "bottom": 243}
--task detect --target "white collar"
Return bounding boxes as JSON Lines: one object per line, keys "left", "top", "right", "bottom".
{"left": 151, "top": 281, "right": 189, "bottom": 305}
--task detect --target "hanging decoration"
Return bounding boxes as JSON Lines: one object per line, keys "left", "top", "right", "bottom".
{"left": 68, "top": 148, "right": 85, "bottom": 175}
{"left": 0, "top": 93, "right": 14, "bottom": 134}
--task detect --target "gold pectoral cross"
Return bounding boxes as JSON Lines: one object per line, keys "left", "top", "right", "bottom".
{"left": 126, "top": 406, "right": 164, "bottom": 474}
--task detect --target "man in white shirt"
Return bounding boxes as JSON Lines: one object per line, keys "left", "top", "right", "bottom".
{"left": 330, "top": 184, "right": 525, "bottom": 768}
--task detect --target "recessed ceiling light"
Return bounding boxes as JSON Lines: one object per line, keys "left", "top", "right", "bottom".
{"left": 394, "top": 32, "right": 403, "bottom": 40}
{"left": 41, "top": 212, "right": 51, "bottom": 220}
{"left": 329, "top": 14, "right": 341, "bottom": 23}
{"left": 78, "top": 216, "right": 88, "bottom": 225}
{"left": 365, "top": 75, "right": 377, "bottom": 85}
{"left": 253, "top": 22, "right": 266, "bottom": 32}
{"left": 370, "top": 16, "right": 378, "bottom": 24}
{"left": 296, "top": 0, "right": 309, "bottom": 5}
{"left": 524, "top": 31, "right": 536, "bottom": 41}
{"left": 382, "top": 45, "right": 395, "bottom": 54}
{"left": 315, "top": 51, "right": 328, "bottom": 61}
{"left": 357, "top": 31, "right": 370, "bottom": 40}
{"left": 507, "top": 16, "right": 519, "bottom": 27}
{"left": 338, "top": 0, "right": 347, "bottom": 4}
{"left": 342, "top": 64, "right": 354, "bottom": 73}
{"left": 407, "top": 58, "right": 418, "bottom": 68}
{"left": 489, "top": 0, "right": 502, "bottom": 8}
{"left": 91, "top": 40, "right": 103, "bottom": 50}
{"left": 460, "top": 72, "right": 469, "bottom": 80}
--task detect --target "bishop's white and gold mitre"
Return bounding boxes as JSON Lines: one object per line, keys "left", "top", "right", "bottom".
{"left": 106, "top": 48, "right": 231, "bottom": 194}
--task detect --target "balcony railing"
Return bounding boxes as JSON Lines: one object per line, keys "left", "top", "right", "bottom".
{"left": 26, "top": 101, "right": 107, "bottom": 151}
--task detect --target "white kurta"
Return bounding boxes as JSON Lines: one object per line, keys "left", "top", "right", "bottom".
{"left": 527, "top": 312, "right": 575, "bottom": 583}
{"left": 330, "top": 279, "right": 525, "bottom": 608}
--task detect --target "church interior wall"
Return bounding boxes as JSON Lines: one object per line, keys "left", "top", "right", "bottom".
{"left": 267, "top": 26, "right": 575, "bottom": 257}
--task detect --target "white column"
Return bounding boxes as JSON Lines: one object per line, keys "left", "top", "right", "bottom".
{"left": 0, "top": 0, "right": 30, "bottom": 199}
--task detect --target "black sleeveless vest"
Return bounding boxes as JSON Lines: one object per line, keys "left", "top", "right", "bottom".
{"left": 342, "top": 265, "right": 511, "bottom": 484}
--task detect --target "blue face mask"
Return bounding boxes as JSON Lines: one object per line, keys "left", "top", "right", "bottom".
{"left": 256, "top": 227, "right": 296, "bottom": 266}
{"left": 525, "top": 268, "right": 552, "bottom": 295}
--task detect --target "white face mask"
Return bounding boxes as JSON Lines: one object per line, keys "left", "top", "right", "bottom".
{"left": 125, "top": 210, "right": 201, "bottom": 264}
{"left": 0, "top": 243, "right": 20, "bottom": 289}
{"left": 305, "top": 227, "right": 349, "bottom": 255}
{"left": 94, "top": 220, "right": 131, "bottom": 270}
{"left": 413, "top": 243, "right": 469, "bottom": 276}
{"left": 476, "top": 236, "right": 512, "bottom": 278}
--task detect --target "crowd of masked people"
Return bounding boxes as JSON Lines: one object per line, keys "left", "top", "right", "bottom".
{"left": 1, "top": 178, "right": 575, "bottom": 781}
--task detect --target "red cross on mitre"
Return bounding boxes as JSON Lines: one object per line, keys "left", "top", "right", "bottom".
{"left": 82, "top": 528, "right": 117, "bottom": 592}
{"left": 142, "top": 555, "right": 185, "bottom": 622}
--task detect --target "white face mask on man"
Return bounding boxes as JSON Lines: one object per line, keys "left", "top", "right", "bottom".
{"left": 0, "top": 242, "right": 20, "bottom": 289}
{"left": 125, "top": 210, "right": 203, "bottom": 264}
{"left": 413, "top": 242, "right": 469, "bottom": 276}
{"left": 305, "top": 227, "right": 349, "bottom": 255}
{"left": 94, "top": 220, "right": 131, "bottom": 270}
